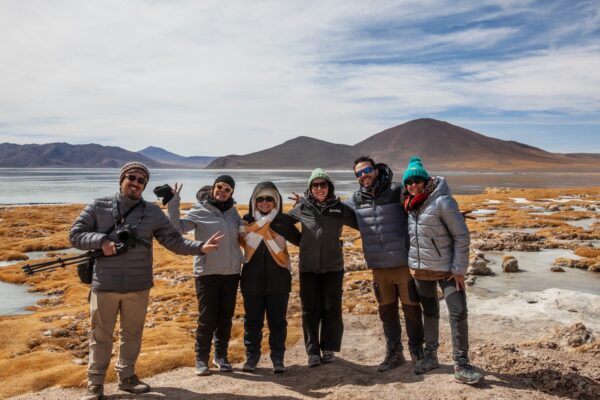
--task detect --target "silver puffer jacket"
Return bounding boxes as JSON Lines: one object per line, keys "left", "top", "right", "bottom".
{"left": 406, "top": 177, "right": 470, "bottom": 276}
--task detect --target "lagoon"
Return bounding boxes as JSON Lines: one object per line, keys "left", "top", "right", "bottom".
{"left": 1, "top": 168, "right": 599, "bottom": 205}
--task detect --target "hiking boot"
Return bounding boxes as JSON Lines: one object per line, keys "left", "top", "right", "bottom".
{"left": 195, "top": 359, "right": 210, "bottom": 376}
{"left": 409, "top": 345, "right": 425, "bottom": 363}
{"left": 321, "top": 350, "right": 336, "bottom": 363}
{"left": 377, "top": 351, "right": 406, "bottom": 372}
{"left": 414, "top": 349, "right": 439, "bottom": 375}
{"left": 272, "top": 359, "right": 286, "bottom": 374}
{"left": 80, "top": 384, "right": 103, "bottom": 400}
{"left": 213, "top": 355, "right": 233, "bottom": 372}
{"left": 308, "top": 354, "right": 321, "bottom": 367}
{"left": 118, "top": 374, "right": 150, "bottom": 394}
{"left": 242, "top": 355, "right": 259, "bottom": 372}
{"left": 454, "top": 359, "right": 484, "bottom": 385}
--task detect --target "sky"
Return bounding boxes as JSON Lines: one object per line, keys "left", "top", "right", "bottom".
{"left": 0, "top": 0, "right": 599, "bottom": 156}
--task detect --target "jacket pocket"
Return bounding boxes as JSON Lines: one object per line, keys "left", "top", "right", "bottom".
{"left": 431, "top": 238, "right": 442, "bottom": 257}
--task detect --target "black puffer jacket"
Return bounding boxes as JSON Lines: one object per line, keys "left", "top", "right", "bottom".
{"left": 288, "top": 181, "right": 358, "bottom": 274}
{"left": 241, "top": 182, "right": 301, "bottom": 295}
{"left": 345, "top": 163, "right": 410, "bottom": 269}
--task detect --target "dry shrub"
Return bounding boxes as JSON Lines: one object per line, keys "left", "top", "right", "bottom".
{"left": 574, "top": 247, "right": 600, "bottom": 258}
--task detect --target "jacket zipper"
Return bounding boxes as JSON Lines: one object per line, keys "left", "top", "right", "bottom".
{"left": 414, "top": 210, "right": 421, "bottom": 270}
{"left": 431, "top": 238, "right": 442, "bottom": 257}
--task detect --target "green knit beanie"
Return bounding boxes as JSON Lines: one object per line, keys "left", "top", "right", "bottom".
{"left": 308, "top": 168, "right": 332, "bottom": 187}
{"left": 402, "top": 156, "right": 430, "bottom": 183}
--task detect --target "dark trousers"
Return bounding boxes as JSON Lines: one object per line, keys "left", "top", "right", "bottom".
{"left": 414, "top": 278, "right": 469, "bottom": 361}
{"left": 194, "top": 274, "right": 240, "bottom": 361}
{"left": 299, "top": 271, "right": 344, "bottom": 356}
{"left": 243, "top": 292, "right": 289, "bottom": 363}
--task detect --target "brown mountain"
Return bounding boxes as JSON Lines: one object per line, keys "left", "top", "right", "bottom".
{"left": 0, "top": 143, "right": 167, "bottom": 168}
{"left": 207, "top": 118, "right": 600, "bottom": 171}
{"left": 207, "top": 136, "right": 356, "bottom": 169}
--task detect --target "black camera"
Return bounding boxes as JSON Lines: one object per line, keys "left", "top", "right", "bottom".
{"left": 115, "top": 225, "right": 138, "bottom": 254}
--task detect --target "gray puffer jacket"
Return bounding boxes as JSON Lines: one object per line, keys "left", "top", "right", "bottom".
{"left": 70, "top": 193, "right": 203, "bottom": 292}
{"left": 345, "top": 164, "right": 410, "bottom": 269}
{"left": 406, "top": 177, "right": 470, "bottom": 276}
{"left": 167, "top": 189, "right": 243, "bottom": 277}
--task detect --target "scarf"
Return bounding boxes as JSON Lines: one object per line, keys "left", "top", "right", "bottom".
{"left": 240, "top": 209, "right": 290, "bottom": 269}
{"left": 404, "top": 178, "right": 437, "bottom": 211}
{"left": 208, "top": 196, "right": 234, "bottom": 212}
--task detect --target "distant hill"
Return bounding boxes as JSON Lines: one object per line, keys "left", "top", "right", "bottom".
{"left": 207, "top": 118, "right": 600, "bottom": 172}
{"left": 138, "top": 146, "right": 216, "bottom": 168}
{"left": 0, "top": 143, "right": 166, "bottom": 168}
{"left": 207, "top": 136, "right": 356, "bottom": 169}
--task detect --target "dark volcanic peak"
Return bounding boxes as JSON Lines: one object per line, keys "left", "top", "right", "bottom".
{"left": 353, "top": 118, "right": 560, "bottom": 169}
{"left": 207, "top": 135, "right": 356, "bottom": 169}
{"left": 138, "top": 146, "right": 185, "bottom": 163}
{"left": 0, "top": 142, "right": 164, "bottom": 168}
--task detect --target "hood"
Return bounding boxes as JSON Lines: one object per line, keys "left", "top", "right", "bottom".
{"left": 248, "top": 181, "right": 283, "bottom": 216}
{"left": 196, "top": 185, "right": 213, "bottom": 202}
{"left": 427, "top": 176, "right": 451, "bottom": 201}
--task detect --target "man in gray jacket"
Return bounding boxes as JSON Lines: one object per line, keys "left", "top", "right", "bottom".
{"left": 345, "top": 156, "right": 424, "bottom": 372}
{"left": 70, "top": 162, "right": 222, "bottom": 400}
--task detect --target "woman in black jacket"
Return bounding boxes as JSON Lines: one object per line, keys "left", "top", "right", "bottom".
{"left": 288, "top": 168, "right": 358, "bottom": 367}
{"left": 239, "top": 181, "right": 301, "bottom": 373}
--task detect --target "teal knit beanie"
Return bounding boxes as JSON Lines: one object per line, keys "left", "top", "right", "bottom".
{"left": 308, "top": 168, "right": 332, "bottom": 187}
{"left": 402, "top": 156, "right": 430, "bottom": 183}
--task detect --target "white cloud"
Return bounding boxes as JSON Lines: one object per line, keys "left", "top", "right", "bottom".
{"left": 0, "top": 0, "right": 598, "bottom": 155}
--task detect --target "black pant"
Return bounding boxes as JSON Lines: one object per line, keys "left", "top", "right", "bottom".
{"left": 195, "top": 274, "right": 240, "bottom": 361}
{"left": 299, "top": 271, "right": 344, "bottom": 356}
{"left": 243, "top": 292, "right": 289, "bottom": 363}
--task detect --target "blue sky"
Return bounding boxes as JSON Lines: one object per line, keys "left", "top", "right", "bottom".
{"left": 0, "top": 0, "right": 599, "bottom": 155}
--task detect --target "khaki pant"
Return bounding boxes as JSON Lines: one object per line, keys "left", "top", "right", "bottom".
{"left": 372, "top": 266, "right": 419, "bottom": 306}
{"left": 88, "top": 289, "right": 150, "bottom": 385}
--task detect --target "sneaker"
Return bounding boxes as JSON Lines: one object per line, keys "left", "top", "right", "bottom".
{"left": 377, "top": 351, "right": 406, "bottom": 372}
{"left": 118, "top": 374, "right": 151, "bottom": 394}
{"left": 213, "top": 355, "right": 233, "bottom": 372}
{"left": 273, "top": 360, "right": 286, "bottom": 374}
{"left": 242, "top": 355, "right": 259, "bottom": 372}
{"left": 414, "top": 349, "right": 439, "bottom": 375}
{"left": 195, "top": 359, "right": 210, "bottom": 376}
{"left": 321, "top": 350, "right": 335, "bottom": 363}
{"left": 308, "top": 354, "right": 321, "bottom": 367}
{"left": 409, "top": 346, "right": 425, "bottom": 363}
{"left": 80, "top": 384, "right": 103, "bottom": 400}
{"left": 454, "top": 359, "right": 484, "bottom": 385}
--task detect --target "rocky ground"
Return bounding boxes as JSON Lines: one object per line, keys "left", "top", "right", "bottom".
{"left": 1, "top": 186, "right": 599, "bottom": 399}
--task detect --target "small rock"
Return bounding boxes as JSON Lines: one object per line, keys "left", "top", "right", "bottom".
{"left": 550, "top": 266, "right": 565, "bottom": 272}
{"left": 502, "top": 255, "right": 519, "bottom": 272}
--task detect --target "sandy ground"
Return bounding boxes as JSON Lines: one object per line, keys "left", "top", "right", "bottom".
{"left": 9, "top": 294, "right": 600, "bottom": 400}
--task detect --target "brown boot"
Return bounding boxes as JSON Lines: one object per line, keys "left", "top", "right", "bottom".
{"left": 118, "top": 374, "right": 151, "bottom": 394}
{"left": 80, "top": 384, "right": 103, "bottom": 400}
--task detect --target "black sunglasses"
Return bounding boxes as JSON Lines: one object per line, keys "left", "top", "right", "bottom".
{"left": 256, "top": 196, "right": 275, "bottom": 203}
{"left": 405, "top": 178, "right": 425, "bottom": 186}
{"left": 126, "top": 174, "right": 147, "bottom": 185}
{"left": 355, "top": 166, "right": 374, "bottom": 178}
{"left": 311, "top": 181, "right": 328, "bottom": 189}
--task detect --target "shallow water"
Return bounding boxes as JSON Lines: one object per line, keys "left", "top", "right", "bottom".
{"left": 0, "top": 281, "right": 41, "bottom": 315}
{"left": 471, "top": 249, "right": 600, "bottom": 297}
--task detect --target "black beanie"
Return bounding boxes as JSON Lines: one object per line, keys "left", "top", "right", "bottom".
{"left": 214, "top": 175, "right": 235, "bottom": 189}
{"left": 153, "top": 184, "right": 174, "bottom": 205}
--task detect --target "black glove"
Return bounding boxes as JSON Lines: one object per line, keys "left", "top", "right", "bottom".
{"left": 153, "top": 184, "right": 174, "bottom": 205}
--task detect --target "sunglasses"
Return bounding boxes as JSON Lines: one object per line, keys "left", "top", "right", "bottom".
{"left": 256, "top": 196, "right": 275, "bottom": 203}
{"left": 311, "top": 181, "right": 328, "bottom": 190}
{"left": 405, "top": 178, "right": 425, "bottom": 186}
{"left": 126, "top": 174, "right": 147, "bottom": 185}
{"left": 355, "top": 166, "right": 374, "bottom": 178}
{"left": 215, "top": 183, "right": 233, "bottom": 194}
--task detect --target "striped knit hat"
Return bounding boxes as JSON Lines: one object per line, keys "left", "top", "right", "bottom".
{"left": 119, "top": 161, "right": 150, "bottom": 185}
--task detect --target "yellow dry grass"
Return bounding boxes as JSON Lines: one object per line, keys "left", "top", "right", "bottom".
{"left": 0, "top": 186, "right": 598, "bottom": 397}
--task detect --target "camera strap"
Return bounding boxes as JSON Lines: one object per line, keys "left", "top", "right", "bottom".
{"left": 110, "top": 195, "right": 145, "bottom": 234}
